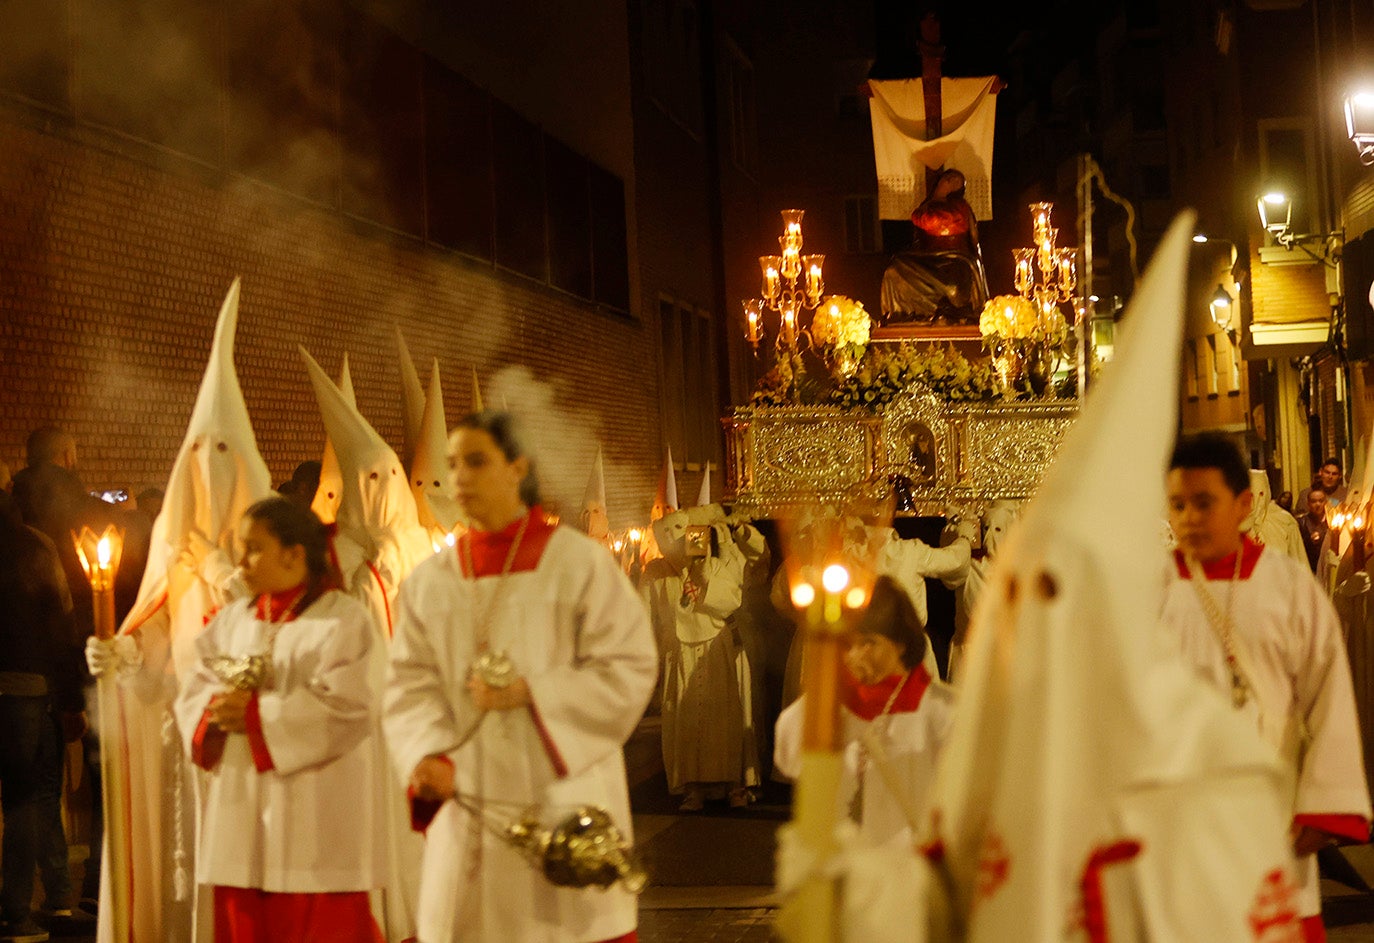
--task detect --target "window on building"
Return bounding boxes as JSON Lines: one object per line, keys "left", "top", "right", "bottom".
{"left": 844, "top": 195, "right": 880, "bottom": 254}
{"left": 1185, "top": 339, "right": 1199, "bottom": 399}
{"left": 1259, "top": 120, "right": 1320, "bottom": 237}
{"left": 546, "top": 137, "right": 593, "bottom": 299}
{"left": 1205, "top": 336, "right": 1219, "bottom": 397}
{"left": 0, "top": 0, "right": 72, "bottom": 111}
{"left": 722, "top": 40, "right": 757, "bottom": 175}
{"left": 658, "top": 298, "right": 719, "bottom": 464}
{"left": 590, "top": 164, "right": 630, "bottom": 313}
{"left": 424, "top": 58, "right": 494, "bottom": 261}
{"left": 492, "top": 100, "right": 547, "bottom": 281}
{"left": 642, "top": 0, "right": 702, "bottom": 135}
{"left": 1140, "top": 164, "right": 1171, "bottom": 202}
{"left": 81, "top": 0, "right": 223, "bottom": 163}
{"left": 224, "top": 0, "right": 340, "bottom": 204}
{"left": 340, "top": 10, "right": 424, "bottom": 235}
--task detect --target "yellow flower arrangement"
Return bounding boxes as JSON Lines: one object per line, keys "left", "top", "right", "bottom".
{"left": 979, "top": 294, "right": 1069, "bottom": 346}
{"left": 811, "top": 295, "right": 871, "bottom": 350}
{"left": 979, "top": 294, "right": 1039, "bottom": 340}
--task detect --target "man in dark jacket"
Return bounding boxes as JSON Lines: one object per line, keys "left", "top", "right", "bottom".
{"left": 0, "top": 492, "right": 87, "bottom": 942}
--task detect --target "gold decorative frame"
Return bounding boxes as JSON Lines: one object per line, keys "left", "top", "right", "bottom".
{"left": 724, "top": 386, "right": 1078, "bottom": 516}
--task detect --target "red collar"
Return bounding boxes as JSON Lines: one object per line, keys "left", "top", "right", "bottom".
{"left": 1173, "top": 535, "right": 1263, "bottom": 581}
{"left": 254, "top": 584, "right": 308, "bottom": 623}
{"left": 458, "top": 507, "right": 558, "bottom": 578}
{"left": 842, "top": 664, "right": 932, "bottom": 721}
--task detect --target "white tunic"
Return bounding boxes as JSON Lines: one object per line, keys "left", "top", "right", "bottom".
{"left": 774, "top": 669, "right": 955, "bottom": 849}
{"left": 384, "top": 527, "right": 658, "bottom": 943}
{"left": 173, "top": 590, "right": 386, "bottom": 892}
{"left": 644, "top": 524, "right": 760, "bottom": 794}
{"left": 1160, "top": 541, "right": 1371, "bottom": 917}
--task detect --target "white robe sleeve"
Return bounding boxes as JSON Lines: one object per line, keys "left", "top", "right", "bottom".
{"left": 255, "top": 605, "right": 377, "bottom": 777}
{"left": 525, "top": 549, "right": 658, "bottom": 780}
{"left": 172, "top": 614, "right": 229, "bottom": 752}
{"left": 693, "top": 527, "right": 745, "bottom": 620}
{"left": 1290, "top": 571, "right": 1373, "bottom": 820}
{"left": 384, "top": 576, "right": 478, "bottom": 782}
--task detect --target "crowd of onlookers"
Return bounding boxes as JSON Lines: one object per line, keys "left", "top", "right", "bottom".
{"left": 1286, "top": 456, "right": 1347, "bottom": 574}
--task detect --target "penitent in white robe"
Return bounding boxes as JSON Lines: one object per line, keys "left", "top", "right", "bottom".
{"left": 644, "top": 525, "right": 761, "bottom": 796}
{"left": 773, "top": 666, "right": 954, "bottom": 850}
{"left": 1161, "top": 537, "right": 1372, "bottom": 919}
{"left": 173, "top": 590, "right": 386, "bottom": 894}
{"left": 383, "top": 517, "right": 658, "bottom": 943}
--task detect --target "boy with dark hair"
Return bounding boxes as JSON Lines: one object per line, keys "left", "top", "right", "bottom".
{"left": 1162, "top": 432, "right": 1370, "bottom": 940}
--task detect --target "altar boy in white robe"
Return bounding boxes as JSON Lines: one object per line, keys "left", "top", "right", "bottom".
{"left": 774, "top": 575, "right": 955, "bottom": 849}
{"left": 174, "top": 497, "right": 385, "bottom": 943}
{"left": 383, "top": 411, "right": 658, "bottom": 943}
{"left": 1163, "top": 432, "right": 1371, "bottom": 941}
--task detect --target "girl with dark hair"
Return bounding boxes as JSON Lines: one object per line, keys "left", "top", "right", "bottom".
{"left": 174, "top": 497, "right": 386, "bottom": 943}
{"left": 774, "top": 575, "right": 955, "bottom": 848}
{"left": 385, "top": 411, "right": 657, "bottom": 943}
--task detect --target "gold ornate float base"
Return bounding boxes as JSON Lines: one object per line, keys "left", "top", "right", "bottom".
{"left": 723, "top": 385, "right": 1077, "bottom": 516}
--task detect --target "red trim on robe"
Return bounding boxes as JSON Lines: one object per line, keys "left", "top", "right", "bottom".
{"left": 192, "top": 709, "right": 228, "bottom": 771}
{"left": 1079, "top": 840, "right": 1142, "bottom": 943}
{"left": 119, "top": 589, "right": 168, "bottom": 636}
{"left": 456, "top": 507, "right": 558, "bottom": 578}
{"left": 364, "top": 561, "right": 393, "bottom": 637}
{"left": 1293, "top": 813, "right": 1371, "bottom": 844}
{"left": 407, "top": 755, "right": 454, "bottom": 834}
{"left": 1303, "top": 914, "right": 1326, "bottom": 943}
{"left": 244, "top": 693, "right": 274, "bottom": 773}
{"left": 214, "top": 886, "right": 384, "bottom": 943}
{"left": 599, "top": 933, "right": 638, "bottom": 943}
{"left": 255, "top": 585, "right": 308, "bottom": 622}
{"left": 528, "top": 701, "right": 569, "bottom": 778}
{"left": 1173, "top": 535, "right": 1263, "bottom": 580}
{"left": 841, "top": 664, "right": 932, "bottom": 721}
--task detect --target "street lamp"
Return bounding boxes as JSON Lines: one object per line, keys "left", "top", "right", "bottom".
{"left": 1257, "top": 192, "right": 1294, "bottom": 246}
{"left": 1344, "top": 91, "right": 1374, "bottom": 167}
{"left": 1209, "top": 284, "right": 1234, "bottom": 332}
{"left": 1254, "top": 192, "right": 1341, "bottom": 267}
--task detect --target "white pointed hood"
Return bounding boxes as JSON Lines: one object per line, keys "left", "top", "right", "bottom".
{"left": 695, "top": 463, "right": 712, "bottom": 507}
{"left": 651, "top": 447, "right": 678, "bottom": 521}
{"left": 580, "top": 447, "right": 609, "bottom": 540}
{"left": 926, "top": 214, "right": 1300, "bottom": 940}
{"left": 395, "top": 326, "right": 426, "bottom": 473}
{"left": 122, "top": 278, "right": 272, "bottom": 634}
{"left": 470, "top": 366, "right": 485, "bottom": 413}
{"left": 301, "top": 345, "right": 426, "bottom": 561}
{"left": 310, "top": 354, "right": 355, "bottom": 525}
{"left": 412, "top": 358, "right": 462, "bottom": 534}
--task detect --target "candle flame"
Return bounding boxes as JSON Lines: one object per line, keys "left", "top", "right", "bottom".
{"left": 97, "top": 536, "right": 112, "bottom": 568}
{"left": 821, "top": 564, "right": 849, "bottom": 593}
{"left": 629, "top": 528, "right": 642, "bottom": 542}
{"left": 790, "top": 581, "right": 816, "bottom": 609}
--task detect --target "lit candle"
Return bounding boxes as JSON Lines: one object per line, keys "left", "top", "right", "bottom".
{"left": 1030, "top": 202, "right": 1054, "bottom": 244}
{"left": 781, "top": 305, "right": 797, "bottom": 347}
{"left": 760, "top": 256, "right": 782, "bottom": 301}
{"left": 742, "top": 299, "right": 762, "bottom": 346}
{"left": 1057, "top": 249, "right": 1077, "bottom": 298}
{"left": 1014, "top": 248, "right": 1035, "bottom": 296}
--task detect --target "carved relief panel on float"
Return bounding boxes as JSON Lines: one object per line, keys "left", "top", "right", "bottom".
{"left": 724, "top": 385, "right": 1077, "bottom": 516}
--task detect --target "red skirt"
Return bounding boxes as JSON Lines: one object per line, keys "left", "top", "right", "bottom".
{"left": 213, "top": 886, "right": 385, "bottom": 943}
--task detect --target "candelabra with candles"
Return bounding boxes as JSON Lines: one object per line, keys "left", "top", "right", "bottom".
{"left": 1014, "top": 202, "right": 1078, "bottom": 332}
{"left": 981, "top": 201, "right": 1078, "bottom": 397}
{"left": 72, "top": 525, "right": 131, "bottom": 943}
{"left": 743, "top": 209, "right": 826, "bottom": 355}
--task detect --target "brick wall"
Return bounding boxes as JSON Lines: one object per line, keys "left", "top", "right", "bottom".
{"left": 0, "top": 115, "right": 665, "bottom": 528}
